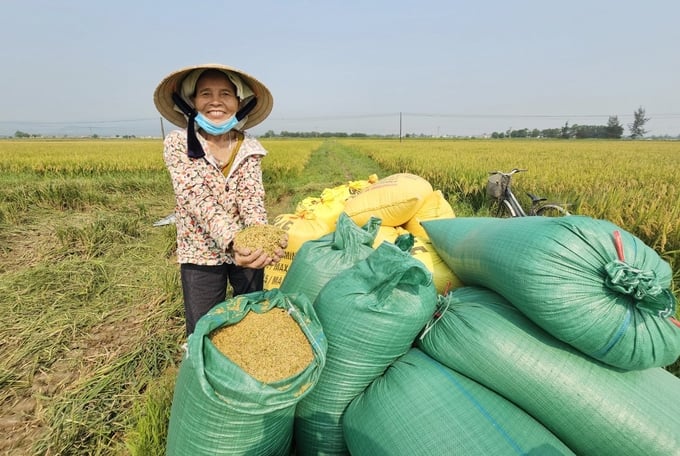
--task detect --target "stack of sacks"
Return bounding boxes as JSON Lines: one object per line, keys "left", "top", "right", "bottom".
{"left": 344, "top": 173, "right": 463, "bottom": 294}
{"left": 418, "top": 287, "right": 680, "bottom": 455}
{"left": 294, "top": 241, "right": 437, "bottom": 455}
{"left": 372, "top": 224, "right": 412, "bottom": 247}
{"left": 264, "top": 175, "right": 376, "bottom": 290}
{"left": 264, "top": 212, "right": 332, "bottom": 290}
{"left": 372, "top": 226, "right": 463, "bottom": 295}
{"left": 422, "top": 215, "right": 680, "bottom": 370}
{"left": 396, "top": 187, "right": 463, "bottom": 294}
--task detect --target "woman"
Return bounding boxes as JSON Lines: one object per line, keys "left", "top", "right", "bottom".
{"left": 153, "top": 63, "right": 286, "bottom": 335}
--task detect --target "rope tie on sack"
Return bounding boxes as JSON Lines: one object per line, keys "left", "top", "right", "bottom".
{"left": 420, "top": 295, "right": 452, "bottom": 340}
{"left": 604, "top": 260, "right": 676, "bottom": 318}
{"left": 604, "top": 230, "right": 676, "bottom": 318}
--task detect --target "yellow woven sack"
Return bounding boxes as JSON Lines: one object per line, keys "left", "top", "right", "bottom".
{"left": 264, "top": 213, "right": 334, "bottom": 290}
{"left": 372, "top": 226, "right": 409, "bottom": 249}
{"left": 372, "top": 228, "right": 462, "bottom": 295}
{"left": 296, "top": 196, "right": 322, "bottom": 213}
{"left": 402, "top": 190, "right": 455, "bottom": 238}
{"left": 344, "top": 173, "right": 433, "bottom": 227}
{"left": 410, "top": 235, "right": 463, "bottom": 295}
{"left": 294, "top": 177, "right": 376, "bottom": 230}
{"left": 295, "top": 197, "right": 345, "bottom": 229}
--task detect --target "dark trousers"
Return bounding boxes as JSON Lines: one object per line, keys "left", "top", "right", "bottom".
{"left": 180, "top": 263, "right": 264, "bottom": 336}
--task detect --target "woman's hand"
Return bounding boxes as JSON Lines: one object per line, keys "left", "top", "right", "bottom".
{"left": 233, "top": 246, "right": 271, "bottom": 269}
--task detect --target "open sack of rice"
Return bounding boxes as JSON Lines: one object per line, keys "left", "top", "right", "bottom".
{"left": 422, "top": 215, "right": 680, "bottom": 370}
{"left": 166, "top": 289, "right": 327, "bottom": 456}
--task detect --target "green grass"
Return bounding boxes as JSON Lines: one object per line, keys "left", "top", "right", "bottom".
{"left": 124, "top": 367, "right": 177, "bottom": 456}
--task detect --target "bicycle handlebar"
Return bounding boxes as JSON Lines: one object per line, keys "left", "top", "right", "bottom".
{"left": 488, "top": 168, "right": 528, "bottom": 176}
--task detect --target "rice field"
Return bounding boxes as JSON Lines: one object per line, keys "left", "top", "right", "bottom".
{"left": 0, "top": 137, "right": 677, "bottom": 455}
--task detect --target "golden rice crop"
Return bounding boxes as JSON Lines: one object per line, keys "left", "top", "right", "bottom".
{"left": 0, "top": 139, "right": 165, "bottom": 175}
{"left": 0, "top": 138, "right": 320, "bottom": 177}
{"left": 260, "top": 138, "right": 321, "bottom": 178}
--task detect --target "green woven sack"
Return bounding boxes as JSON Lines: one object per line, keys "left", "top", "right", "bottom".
{"left": 166, "top": 289, "right": 327, "bottom": 456}
{"left": 418, "top": 287, "right": 680, "bottom": 456}
{"left": 294, "top": 241, "right": 437, "bottom": 456}
{"left": 280, "top": 212, "right": 380, "bottom": 305}
{"left": 344, "top": 347, "right": 575, "bottom": 455}
{"left": 422, "top": 215, "right": 680, "bottom": 370}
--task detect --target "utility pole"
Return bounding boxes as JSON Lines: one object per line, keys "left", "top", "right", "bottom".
{"left": 399, "top": 112, "right": 402, "bottom": 142}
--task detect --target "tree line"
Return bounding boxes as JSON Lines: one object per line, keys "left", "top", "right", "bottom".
{"left": 260, "top": 131, "right": 372, "bottom": 138}
{"left": 491, "top": 107, "right": 650, "bottom": 139}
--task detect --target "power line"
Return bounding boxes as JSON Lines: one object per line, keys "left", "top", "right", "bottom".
{"left": 402, "top": 113, "right": 680, "bottom": 120}
{"left": 0, "top": 118, "right": 158, "bottom": 125}
{"left": 2, "top": 112, "right": 679, "bottom": 125}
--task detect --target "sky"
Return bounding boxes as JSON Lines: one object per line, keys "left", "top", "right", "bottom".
{"left": 1, "top": 0, "right": 679, "bottom": 138}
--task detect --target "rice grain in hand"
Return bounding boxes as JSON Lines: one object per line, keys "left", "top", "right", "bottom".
{"left": 233, "top": 224, "right": 285, "bottom": 257}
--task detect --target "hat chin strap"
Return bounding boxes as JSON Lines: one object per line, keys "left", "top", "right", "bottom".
{"left": 185, "top": 112, "right": 205, "bottom": 159}
{"left": 171, "top": 92, "right": 205, "bottom": 158}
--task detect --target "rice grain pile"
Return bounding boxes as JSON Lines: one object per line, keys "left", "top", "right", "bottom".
{"left": 233, "top": 224, "right": 286, "bottom": 257}
{"left": 210, "top": 308, "right": 314, "bottom": 383}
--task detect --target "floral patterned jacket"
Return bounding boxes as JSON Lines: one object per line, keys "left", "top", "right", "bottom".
{"left": 163, "top": 129, "right": 268, "bottom": 265}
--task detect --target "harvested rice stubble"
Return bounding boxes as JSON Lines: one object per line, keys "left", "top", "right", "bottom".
{"left": 233, "top": 224, "right": 286, "bottom": 257}
{"left": 210, "top": 308, "right": 314, "bottom": 383}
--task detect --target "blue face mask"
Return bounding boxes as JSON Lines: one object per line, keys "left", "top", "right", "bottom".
{"left": 195, "top": 113, "right": 239, "bottom": 135}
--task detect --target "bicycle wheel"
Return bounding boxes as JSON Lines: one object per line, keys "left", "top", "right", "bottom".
{"left": 535, "top": 204, "right": 570, "bottom": 217}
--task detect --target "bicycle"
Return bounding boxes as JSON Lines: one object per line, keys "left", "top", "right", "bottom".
{"left": 486, "top": 168, "right": 571, "bottom": 217}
